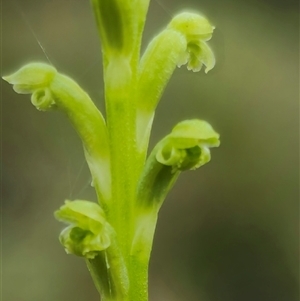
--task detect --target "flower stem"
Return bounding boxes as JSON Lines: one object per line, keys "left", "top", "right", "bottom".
{"left": 104, "top": 55, "right": 137, "bottom": 258}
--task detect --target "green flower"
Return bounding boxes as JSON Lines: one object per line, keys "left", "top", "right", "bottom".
{"left": 55, "top": 200, "right": 112, "bottom": 259}
{"left": 3, "top": 63, "right": 111, "bottom": 203}
{"left": 136, "top": 119, "right": 220, "bottom": 212}
{"left": 168, "top": 12, "right": 215, "bottom": 72}
{"left": 157, "top": 119, "right": 220, "bottom": 171}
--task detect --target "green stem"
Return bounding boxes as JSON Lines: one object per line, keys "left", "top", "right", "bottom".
{"left": 103, "top": 55, "right": 137, "bottom": 258}
{"left": 128, "top": 213, "right": 157, "bottom": 301}
{"left": 86, "top": 237, "right": 129, "bottom": 301}
{"left": 50, "top": 74, "right": 111, "bottom": 206}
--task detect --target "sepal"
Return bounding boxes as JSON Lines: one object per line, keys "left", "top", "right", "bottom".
{"left": 2, "top": 63, "right": 56, "bottom": 94}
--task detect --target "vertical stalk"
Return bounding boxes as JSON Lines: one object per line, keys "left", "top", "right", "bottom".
{"left": 103, "top": 55, "right": 137, "bottom": 257}
{"left": 103, "top": 52, "right": 151, "bottom": 300}
{"left": 128, "top": 212, "right": 158, "bottom": 301}
{"left": 104, "top": 69, "right": 150, "bottom": 300}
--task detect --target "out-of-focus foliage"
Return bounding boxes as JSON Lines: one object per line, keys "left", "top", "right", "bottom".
{"left": 2, "top": 0, "right": 298, "bottom": 300}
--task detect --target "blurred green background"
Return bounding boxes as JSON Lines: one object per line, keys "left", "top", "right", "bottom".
{"left": 2, "top": 0, "right": 299, "bottom": 300}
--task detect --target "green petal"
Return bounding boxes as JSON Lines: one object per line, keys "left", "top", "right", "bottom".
{"left": 31, "top": 88, "right": 56, "bottom": 111}
{"left": 55, "top": 200, "right": 107, "bottom": 230}
{"left": 168, "top": 12, "right": 214, "bottom": 39}
{"left": 199, "top": 41, "right": 216, "bottom": 73}
{"left": 170, "top": 119, "right": 220, "bottom": 148}
{"left": 2, "top": 63, "right": 57, "bottom": 94}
